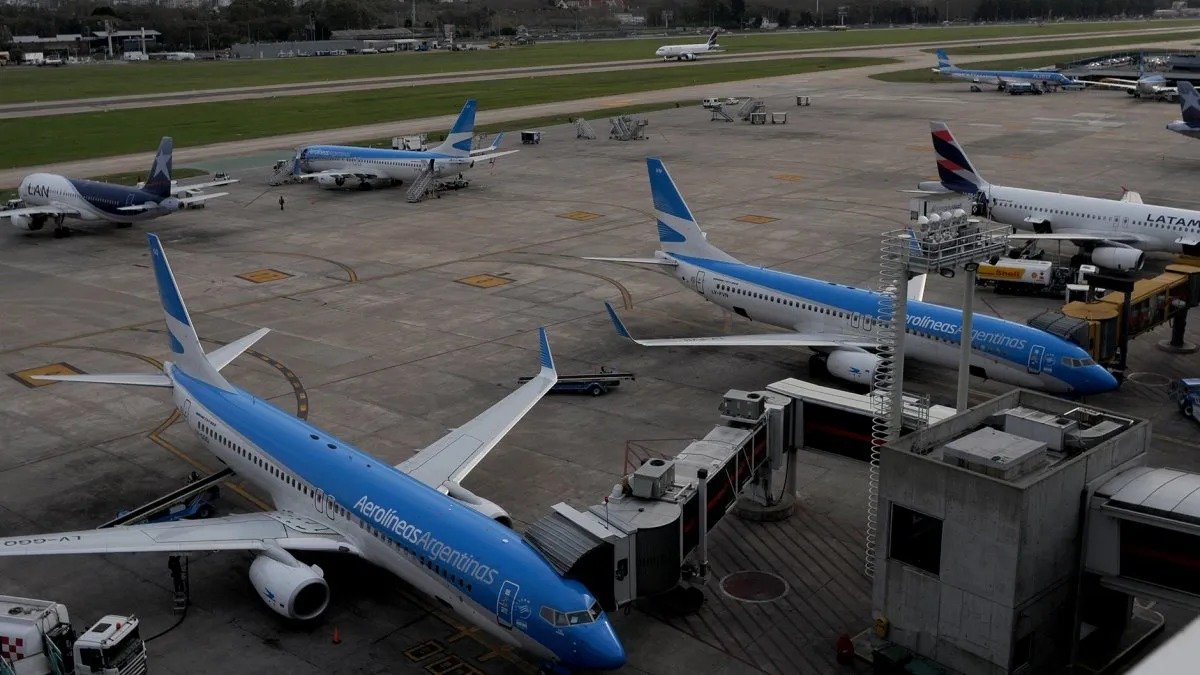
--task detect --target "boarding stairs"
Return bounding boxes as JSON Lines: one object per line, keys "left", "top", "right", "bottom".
{"left": 268, "top": 158, "right": 300, "bottom": 186}
{"left": 575, "top": 117, "right": 597, "bottom": 139}
{"left": 708, "top": 105, "right": 734, "bottom": 122}
{"left": 736, "top": 99, "right": 765, "bottom": 120}
{"left": 406, "top": 169, "right": 436, "bottom": 203}
{"left": 609, "top": 115, "right": 649, "bottom": 141}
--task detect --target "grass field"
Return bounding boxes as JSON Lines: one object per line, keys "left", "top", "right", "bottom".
{"left": 0, "top": 56, "right": 889, "bottom": 168}
{"left": 925, "top": 30, "right": 1200, "bottom": 56}
{"left": 2, "top": 19, "right": 1197, "bottom": 103}
{"left": 870, "top": 52, "right": 1103, "bottom": 83}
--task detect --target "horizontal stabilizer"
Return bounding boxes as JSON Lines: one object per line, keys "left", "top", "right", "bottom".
{"left": 207, "top": 327, "right": 271, "bottom": 371}
{"left": 469, "top": 149, "right": 519, "bottom": 163}
{"left": 583, "top": 256, "right": 678, "bottom": 266}
{"left": 178, "top": 192, "right": 229, "bottom": 206}
{"left": 32, "top": 373, "right": 172, "bottom": 387}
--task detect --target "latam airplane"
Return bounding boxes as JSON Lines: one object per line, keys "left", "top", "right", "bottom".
{"left": 0, "top": 235, "right": 625, "bottom": 671}
{"left": 929, "top": 121, "right": 1200, "bottom": 268}
{"left": 655, "top": 30, "right": 720, "bottom": 61}
{"left": 294, "top": 99, "right": 516, "bottom": 190}
{"left": 1, "top": 137, "right": 235, "bottom": 238}
{"left": 1167, "top": 81, "right": 1200, "bottom": 140}
{"left": 932, "top": 49, "right": 1079, "bottom": 91}
{"left": 590, "top": 159, "right": 1118, "bottom": 396}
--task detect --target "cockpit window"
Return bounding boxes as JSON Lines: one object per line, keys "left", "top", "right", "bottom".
{"left": 1061, "top": 356, "right": 1097, "bottom": 368}
{"left": 541, "top": 602, "right": 602, "bottom": 627}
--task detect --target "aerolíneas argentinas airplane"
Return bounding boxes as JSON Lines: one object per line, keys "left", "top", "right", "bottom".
{"left": 929, "top": 121, "right": 1200, "bottom": 267}
{"left": 655, "top": 29, "right": 720, "bottom": 61}
{"left": 294, "top": 99, "right": 516, "bottom": 190}
{"left": 0, "top": 235, "right": 625, "bottom": 671}
{"left": 590, "top": 159, "right": 1117, "bottom": 396}
{"left": 1, "top": 137, "right": 235, "bottom": 238}
{"left": 932, "top": 49, "right": 1079, "bottom": 91}
{"left": 1167, "top": 80, "right": 1200, "bottom": 140}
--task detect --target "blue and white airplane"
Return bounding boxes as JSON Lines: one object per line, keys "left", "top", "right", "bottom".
{"left": 932, "top": 48, "right": 1080, "bottom": 91}
{"left": 589, "top": 159, "right": 1118, "bottom": 396}
{"left": 1, "top": 137, "right": 236, "bottom": 238}
{"left": 0, "top": 235, "right": 625, "bottom": 671}
{"left": 1167, "top": 80, "right": 1200, "bottom": 139}
{"left": 294, "top": 99, "right": 516, "bottom": 190}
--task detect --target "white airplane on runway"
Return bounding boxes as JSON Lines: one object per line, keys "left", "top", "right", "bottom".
{"left": 1167, "top": 81, "right": 1200, "bottom": 140}
{"left": 293, "top": 99, "right": 516, "bottom": 190}
{"left": 655, "top": 30, "right": 721, "bottom": 61}
{"left": 0, "top": 234, "right": 625, "bottom": 671}
{"left": 1092, "top": 71, "right": 1179, "bottom": 101}
{"left": 588, "top": 158, "right": 1118, "bottom": 396}
{"left": 926, "top": 121, "right": 1200, "bottom": 268}
{"left": 0, "top": 137, "right": 236, "bottom": 238}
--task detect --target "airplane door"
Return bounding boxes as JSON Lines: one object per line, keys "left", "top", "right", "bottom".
{"left": 1027, "top": 345, "right": 1045, "bottom": 374}
{"left": 695, "top": 271, "right": 706, "bottom": 296}
{"left": 314, "top": 488, "right": 325, "bottom": 514}
{"left": 326, "top": 493, "right": 337, "bottom": 519}
{"left": 496, "top": 581, "right": 520, "bottom": 629}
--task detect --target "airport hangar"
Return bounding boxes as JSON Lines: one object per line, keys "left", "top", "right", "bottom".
{"left": 1, "top": 69, "right": 1199, "bottom": 675}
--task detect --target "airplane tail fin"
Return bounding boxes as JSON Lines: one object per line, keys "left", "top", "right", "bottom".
{"left": 935, "top": 49, "right": 953, "bottom": 69}
{"left": 144, "top": 136, "right": 174, "bottom": 198}
{"left": 1179, "top": 81, "right": 1200, "bottom": 126}
{"left": 930, "top": 121, "right": 989, "bottom": 194}
{"left": 433, "top": 99, "right": 477, "bottom": 158}
{"left": 647, "top": 158, "right": 738, "bottom": 263}
{"left": 707, "top": 29, "right": 719, "bottom": 46}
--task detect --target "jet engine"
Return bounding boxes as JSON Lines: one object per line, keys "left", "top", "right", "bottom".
{"left": 825, "top": 351, "right": 880, "bottom": 387}
{"left": 444, "top": 483, "right": 513, "bottom": 527}
{"left": 682, "top": 53, "right": 696, "bottom": 61}
{"left": 9, "top": 214, "right": 37, "bottom": 230}
{"left": 159, "top": 197, "right": 183, "bottom": 212}
{"left": 317, "top": 173, "right": 347, "bottom": 188}
{"left": 1090, "top": 247, "right": 1144, "bottom": 272}
{"left": 248, "top": 554, "right": 330, "bottom": 620}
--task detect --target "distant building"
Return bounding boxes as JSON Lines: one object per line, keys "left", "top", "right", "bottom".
{"left": 1155, "top": 1, "right": 1200, "bottom": 17}
{"left": 614, "top": 12, "right": 645, "bottom": 25}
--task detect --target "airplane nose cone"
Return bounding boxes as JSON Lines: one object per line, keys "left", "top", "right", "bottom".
{"left": 567, "top": 621, "right": 626, "bottom": 670}
{"left": 1076, "top": 367, "right": 1120, "bottom": 396}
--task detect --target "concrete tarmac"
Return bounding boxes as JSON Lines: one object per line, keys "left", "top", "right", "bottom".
{"left": 1, "top": 72, "right": 1198, "bottom": 674}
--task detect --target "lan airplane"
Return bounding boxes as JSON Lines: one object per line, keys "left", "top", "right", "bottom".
{"left": 929, "top": 121, "right": 1200, "bottom": 268}
{"left": 0, "top": 235, "right": 625, "bottom": 671}
{"left": 1, "top": 137, "right": 235, "bottom": 238}
{"left": 1167, "top": 80, "right": 1200, "bottom": 140}
{"left": 294, "top": 99, "right": 516, "bottom": 190}
{"left": 590, "top": 159, "right": 1118, "bottom": 396}
{"left": 655, "top": 30, "right": 720, "bottom": 61}
{"left": 932, "top": 49, "right": 1079, "bottom": 91}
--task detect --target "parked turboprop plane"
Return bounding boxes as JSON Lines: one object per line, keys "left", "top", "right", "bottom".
{"left": 0, "top": 137, "right": 236, "bottom": 238}
{"left": 1167, "top": 81, "right": 1200, "bottom": 139}
{"left": 294, "top": 99, "right": 516, "bottom": 190}
{"left": 0, "top": 234, "right": 625, "bottom": 671}
{"left": 932, "top": 49, "right": 1080, "bottom": 91}
{"left": 927, "top": 122, "right": 1200, "bottom": 267}
{"left": 590, "top": 158, "right": 1118, "bottom": 396}
{"left": 654, "top": 30, "right": 720, "bottom": 61}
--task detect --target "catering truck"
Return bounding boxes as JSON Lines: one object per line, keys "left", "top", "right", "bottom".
{"left": 0, "top": 596, "right": 146, "bottom": 675}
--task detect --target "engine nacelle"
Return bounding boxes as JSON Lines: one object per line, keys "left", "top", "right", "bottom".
{"left": 159, "top": 197, "right": 182, "bottom": 212}
{"left": 248, "top": 554, "right": 330, "bottom": 620}
{"left": 316, "top": 173, "right": 347, "bottom": 189}
{"left": 1091, "top": 246, "right": 1144, "bottom": 272}
{"left": 826, "top": 351, "right": 880, "bottom": 387}
{"left": 683, "top": 53, "right": 696, "bottom": 61}
{"left": 10, "top": 214, "right": 37, "bottom": 230}
{"left": 445, "top": 483, "right": 513, "bottom": 527}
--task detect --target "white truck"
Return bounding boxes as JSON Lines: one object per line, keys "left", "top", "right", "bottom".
{"left": 0, "top": 596, "right": 147, "bottom": 675}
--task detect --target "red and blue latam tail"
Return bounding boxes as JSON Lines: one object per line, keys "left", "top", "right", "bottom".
{"left": 930, "top": 121, "right": 990, "bottom": 195}
{"left": 431, "top": 99, "right": 477, "bottom": 157}
{"left": 33, "top": 234, "right": 269, "bottom": 391}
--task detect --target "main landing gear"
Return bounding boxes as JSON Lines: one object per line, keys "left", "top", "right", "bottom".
{"left": 51, "top": 215, "right": 71, "bottom": 239}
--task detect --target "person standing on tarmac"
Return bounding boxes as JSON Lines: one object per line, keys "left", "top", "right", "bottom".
{"left": 279, "top": 195, "right": 286, "bottom": 211}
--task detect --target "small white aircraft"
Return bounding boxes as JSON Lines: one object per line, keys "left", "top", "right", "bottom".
{"left": 655, "top": 30, "right": 720, "bottom": 61}
{"left": 928, "top": 122, "right": 1200, "bottom": 268}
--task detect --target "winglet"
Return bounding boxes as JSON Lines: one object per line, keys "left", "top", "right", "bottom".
{"left": 537, "top": 327, "right": 555, "bottom": 374}
{"left": 604, "top": 302, "right": 633, "bottom": 339}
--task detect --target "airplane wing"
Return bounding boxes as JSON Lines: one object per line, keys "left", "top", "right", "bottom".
{"left": 171, "top": 178, "right": 239, "bottom": 196}
{"left": 0, "top": 511, "right": 357, "bottom": 558}
{"left": 0, "top": 205, "right": 81, "bottom": 219}
{"left": 295, "top": 170, "right": 383, "bottom": 181}
{"left": 396, "top": 328, "right": 556, "bottom": 489}
{"left": 604, "top": 303, "right": 877, "bottom": 348}
{"left": 1091, "top": 79, "right": 1140, "bottom": 92}
{"left": 1008, "top": 231, "right": 1150, "bottom": 245}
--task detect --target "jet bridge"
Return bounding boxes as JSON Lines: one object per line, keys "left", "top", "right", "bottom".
{"left": 524, "top": 390, "right": 796, "bottom": 610}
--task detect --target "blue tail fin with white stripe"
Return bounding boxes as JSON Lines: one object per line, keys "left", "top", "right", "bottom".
{"left": 433, "top": 99, "right": 477, "bottom": 158}
{"left": 148, "top": 234, "right": 233, "bottom": 390}
{"left": 646, "top": 158, "right": 738, "bottom": 262}
{"left": 935, "top": 49, "right": 953, "bottom": 70}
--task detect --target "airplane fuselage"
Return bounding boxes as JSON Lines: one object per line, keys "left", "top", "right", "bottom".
{"left": 17, "top": 173, "right": 171, "bottom": 225}
{"left": 984, "top": 184, "right": 1200, "bottom": 254}
{"left": 298, "top": 145, "right": 476, "bottom": 187}
{"left": 655, "top": 44, "right": 716, "bottom": 60}
{"left": 167, "top": 365, "right": 623, "bottom": 669}
{"left": 666, "top": 254, "right": 1117, "bottom": 395}
{"left": 938, "top": 67, "right": 1072, "bottom": 88}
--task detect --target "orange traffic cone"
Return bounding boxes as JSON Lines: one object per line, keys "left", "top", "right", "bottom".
{"left": 332, "top": 626, "right": 342, "bottom": 645}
